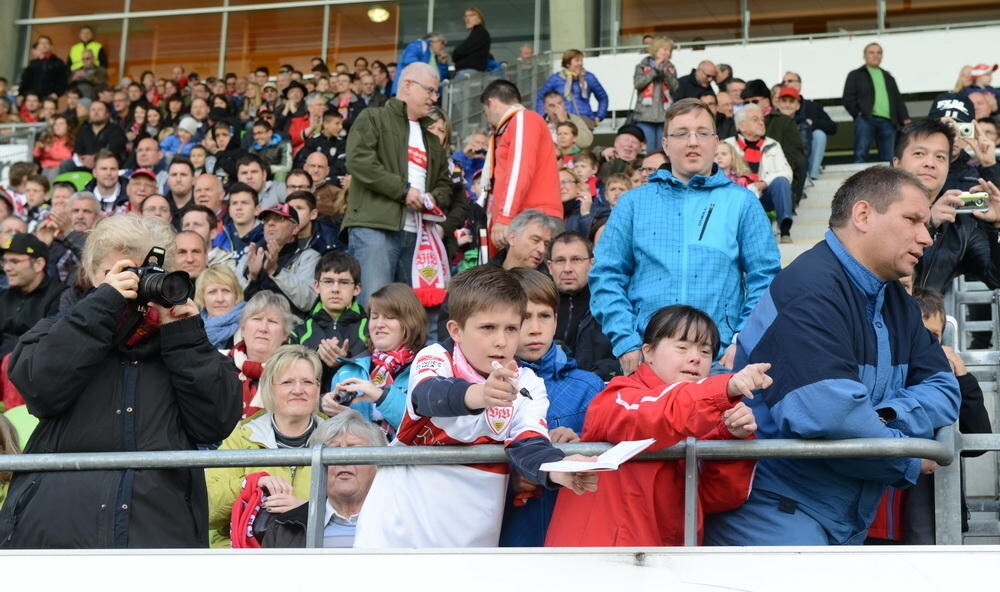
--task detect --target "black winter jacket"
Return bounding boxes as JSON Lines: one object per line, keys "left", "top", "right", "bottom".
{"left": 19, "top": 55, "right": 68, "bottom": 98}
{"left": 453, "top": 25, "right": 491, "bottom": 72}
{"left": 842, "top": 65, "right": 909, "bottom": 126}
{"left": 556, "top": 285, "right": 620, "bottom": 381}
{"left": 0, "top": 275, "right": 66, "bottom": 356}
{"left": 0, "top": 285, "right": 242, "bottom": 548}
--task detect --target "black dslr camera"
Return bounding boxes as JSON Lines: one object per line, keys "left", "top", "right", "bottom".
{"left": 125, "top": 247, "right": 194, "bottom": 310}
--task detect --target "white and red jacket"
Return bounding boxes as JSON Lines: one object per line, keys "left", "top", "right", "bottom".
{"left": 354, "top": 342, "right": 563, "bottom": 548}
{"left": 483, "top": 105, "right": 563, "bottom": 225}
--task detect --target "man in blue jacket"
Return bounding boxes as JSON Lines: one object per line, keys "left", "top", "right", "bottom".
{"left": 392, "top": 33, "right": 449, "bottom": 95}
{"left": 705, "top": 166, "right": 961, "bottom": 545}
{"left": 589, "top": 98, "right": 780, "bottom": 375}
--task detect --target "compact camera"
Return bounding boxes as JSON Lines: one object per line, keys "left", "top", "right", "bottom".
{"left": 953, "top": 121, "right": 975, "bottom": 140}
{"left": 333, "top": 390, "right": 357, "bottom": 405}
{"left": 125, "top": 247, "right": 194, "bottom": 308}
{"left": 956, "top": 192, "right": 990, "bottom": 214}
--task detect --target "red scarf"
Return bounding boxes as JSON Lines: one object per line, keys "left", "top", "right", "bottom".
{"left": 639, "top": 61, "right": 676, "bottom": 109}
{"left": 412, "top": 195, "right": 450, "bottom": 306}
{"left": 735, "top": 136, "right": 763, "bottom": 180}
{"left": 125, "top": 307, "right": 161, "bottom": 347}
{"left": 230, "top": 341, "right": 264, "bottom": 418}
{"left": 369, "top": 346, "right": 416, "bottom": 387}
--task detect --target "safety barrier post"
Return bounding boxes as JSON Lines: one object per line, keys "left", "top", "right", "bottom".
{"left": 305, "top": 444, "right": 327, "bottom": 549}
{"left": 683, "top": 436, "right": 699, "bottom": 546}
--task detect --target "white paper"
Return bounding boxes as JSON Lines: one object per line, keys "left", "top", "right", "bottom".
{"left": 539, "top": 438, "right": 656, "bottom": 472}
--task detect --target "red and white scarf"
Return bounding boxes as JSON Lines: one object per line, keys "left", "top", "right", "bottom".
{"left": 411, "top": 194, "right": 450, "bottom": 307}
{"left": 229, "top": 341, "right": 264, "bottom": 418}
{"left": 369, "top": 346, "right": 417, "bottom": 387}
{"left": 639, "top": 60, "right": 676, "bottom": 109}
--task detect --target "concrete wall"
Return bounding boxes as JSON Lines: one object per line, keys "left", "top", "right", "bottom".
{"left": 0, "top": 1, "right": 23, "bottom": 83}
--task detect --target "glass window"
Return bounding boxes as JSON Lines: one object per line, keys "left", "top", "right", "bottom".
{"left": 226, "top": 7, "right": 324, "bottom": 76}
{"left": 131, "top": 0, "right": 222, "bottom": 9}
{"left": 124, "top": 14, "right": 222, "bottom": 80}
{"left": 747, "top": 0, "right": 877, "bottom": 38}
{"left": 29, "top": 21, "right": 123, "bottom": 82}
{"left": 620, "top": 0, "right": 742, "bottom": 44}
{"left": 33, "top": 0, "right": 123, "bottom": 18}
{"left": 431, "top": 0, "right": 538, "bottom": 65}
{"left": 887, "top": 0, "right": 998, "bottom": 28}
{"left": 326, "top": 3, "right": 401, "bottom": 69}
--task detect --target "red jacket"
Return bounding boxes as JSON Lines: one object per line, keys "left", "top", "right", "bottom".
{"left": 544, "top": 365, "right": 755, "bottom": 547}
{"left": 488, "top": 106, "right": 562, "bottom": 225}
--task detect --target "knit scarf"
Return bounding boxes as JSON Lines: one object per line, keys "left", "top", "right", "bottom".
{"left": 124, "top": 307, "right": 161, "bottom": 347}
{"left": 411, "top": 195, "right": 450, "bottom": 306}
{"left": 561, "top": 69, "right": 588, "bottom": 102}
{"left": 201, "top": 301, "right": 245, "bottom": 348}
{"left": 230, "top": 341, "right": 264, "bottom": 417}
{"left": 639, "top": 58, "right": 675, "bottom": 108}
{"left": 736, "top": 136, "right": 763, "bottom": 177}
{"left": 369, "top": 346, "right": 417, "bottom": 387}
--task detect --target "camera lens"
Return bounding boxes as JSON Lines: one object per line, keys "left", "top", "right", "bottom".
{"left": 139, "top": 270, "right": 193, "bottom": 306}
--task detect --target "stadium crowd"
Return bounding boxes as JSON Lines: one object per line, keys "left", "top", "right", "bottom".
{"left": 0, "top": 12, "right": 998, "bottom": 549}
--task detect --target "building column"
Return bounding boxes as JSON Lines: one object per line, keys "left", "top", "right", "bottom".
{"left": 549, "top": 0, "right": 598, "bottom": 53}
{"left": 0, "top": 1, "right": 23, "bottom": 82}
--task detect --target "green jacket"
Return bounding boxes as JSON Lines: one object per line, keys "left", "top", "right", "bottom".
{"left": 765, "top": 112, "right": 806, "bottom": 172}
{"left": 344, "top": 98, "right": 452, "bottom": 232}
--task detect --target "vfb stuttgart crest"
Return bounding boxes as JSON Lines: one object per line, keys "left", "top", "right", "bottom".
{"left": 486, "top": 406, "right": 514, "bottom": 435}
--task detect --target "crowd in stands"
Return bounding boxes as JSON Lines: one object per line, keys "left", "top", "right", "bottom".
{"left": 0, "top": 12, "right": 999, "bottom": 550}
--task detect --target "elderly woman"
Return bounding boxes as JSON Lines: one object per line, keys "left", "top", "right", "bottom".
{"left": 0, "top": 214, "right": 242, "bottom": 548}
{"left": 536, "top": 49, "right": 608, "bottom": 129}
{"left": 195, "top": 264, "right": 246, "bottom": 349}
{"left": 260, "top": 410, "right": 387, "bottom": 548}
{"left": 631, "top": 37, "right": 678, "bottom": 150}
{"left": 225, "top": 290, "right": 296, "bottom": 418}
{"left": 206, "top": 344, "right": 325, "bottom": 547}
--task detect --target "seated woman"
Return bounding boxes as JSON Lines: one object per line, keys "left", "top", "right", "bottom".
{"left": 206, "top": 344, "right": 325, "bottom": 548}
{"left": 224, "top": 290, "right": 296, "bottom": 419}
{"left": 320, "top": 283, "right": 426, "bottom": 430}
{"left": 545, "top": 304, "right": 768, "bottom": 547}
{"left": 535, "top": 49, "right": 609, "bottom": 129}
{"left": 195, "top": 264, "right": 246, "bottom": 349}
{"left": 259, "top": 410, "right": 388, "bottom": 548}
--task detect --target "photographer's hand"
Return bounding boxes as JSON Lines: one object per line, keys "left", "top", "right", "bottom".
{"left": 102, "top": 259, "right": 140, "bottom": 300}
{"left": 152, "top": 299, "right": 199, "bottom": 325}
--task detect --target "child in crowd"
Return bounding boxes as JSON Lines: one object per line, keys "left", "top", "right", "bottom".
{"left": 22, "top": 174, "right": 51, "bottom": 232}
{"left": 290, "top": 251, "right": 369, "bottom": 385}
{"left": 604, "top": 173, "right": 632, "bottom": 207}
{"left": 295, "top": 110, "right": 346, "bottom": 171}
{"left": 3, "top": 162, "right": 38, "bottom": 217}
{"left": 571, "top": 150, "right": 604, "bottom": 201}
{"left": 212, "top": 182, "right": 263, "bottom": 266}
{"left": 556, "top": 121, "right": 581, "bottom": 166}
{"left": 353, "top": 266, "right": 598, "bottom": 548}
{"left": 867, "top": 288, "right": 992, "bottom": 544}
{"left": 321, "top": 282, "right": 427, "bottom": 429}
{"left": 499, "top": 268, "right": 605, "bottom": 547}
{"left": 714, "top": 142, "right": 758, "bottom": 195}
{"left": 545, "top": 304, "right": 768, "bottom": 547}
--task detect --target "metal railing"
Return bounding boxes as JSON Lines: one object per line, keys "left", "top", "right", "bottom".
{"left": 0, "top": 432, "right": 958, "bottom": 548}
{"left": 0, "top": 122, "right": 49, "bottom": 186}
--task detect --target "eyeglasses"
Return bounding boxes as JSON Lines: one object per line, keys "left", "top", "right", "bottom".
{"left": 407, "top": 79, "right": 439, "bottom": 98}
{"left": 273, "top": 378, "right": 320, "bottom": 389}
{"left": 319, "top": 278, "right": 355, "bottom": 287}
{"left": 782, "top": 78, "right": 801, "bottom": 84}
{"left": 549, "top": 256, "right": 592, "bottom": 266}
{"left": 666, "top": 130, "right": 717, "bottom": 141}
{"left": 746, "top": 98, "right": 766, "bottom": 105}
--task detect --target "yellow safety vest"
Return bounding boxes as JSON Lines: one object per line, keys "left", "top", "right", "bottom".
{"left": 69, "top": 41, "right": 104, "bottom": 71}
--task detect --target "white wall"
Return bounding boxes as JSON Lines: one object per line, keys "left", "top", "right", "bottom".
{"left": 578, "top": 25, "right": 1000, "bottom": 111}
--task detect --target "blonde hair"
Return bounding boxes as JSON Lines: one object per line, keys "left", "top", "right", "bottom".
{"left": 194, "top": 264, "right": 244, "bottom": 309}
{"left": 0, "top": 414, "right": 20, "bottom": 484}
{"left": 257, "top": 345, "right": 322, "bottom": 413}
{"left": 606, "top": 173, "right": 632, "bottom": 190}
{"left": 647, "top": 37, "right": 674, "bottom": 57}
{"left": 717, "top": 142, "right": 752, "bottom": 176}
{"left": 953, "top": 65, "right": 972, "bottom": 93}
{"left": 83, "top": 214, "right": 176, "bottom": 280}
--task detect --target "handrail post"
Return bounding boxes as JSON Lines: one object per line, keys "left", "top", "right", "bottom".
{"left": 305, "top": 444, "right": 326, "bottom": 549}
{"left": 683, "top": 436, "right": 698, "bottom": 546}
{"left": 934, "top": 423, "right": 962, "bottom": 544}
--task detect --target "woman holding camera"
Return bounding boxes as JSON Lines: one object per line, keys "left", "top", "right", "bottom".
{"left": 206, "top": 344, "right": 325, "bottom": 547}
{"left": 0, "top": 214, "right": 242, "bottom": 549}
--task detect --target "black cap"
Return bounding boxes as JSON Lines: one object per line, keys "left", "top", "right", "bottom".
{"left": 741, "top": 79, "right": 770, "bottom": 100}
{"left": 928, "top": 92, "right": 974, "bottom": 123}
{"left": 282, "top": 80, "right": 308, "bottom": 99}
{"left": 1, "top": 233, "right": 49, "bottom": 261}
{"left": 616, "top": 124, "right": 646, "bottom": 145}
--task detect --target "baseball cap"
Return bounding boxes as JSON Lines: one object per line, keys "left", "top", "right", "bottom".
{"left": 928, "top": 92, "right": 974, "bottom": 123}
{"left": 616, "top": 124, "right": 646, "bottom": 145}
{"left": 258, "top": 203, "right": 300, "bottom": 225}
{"left": 262, "top": 82, "right": 278, "bottom": 91}
{"left": 970, "top": 64, "right": 998, "bottom": 77}
{"left": 1, "top": 233, "right": 49, "bottom": 260}
{"left": 777, "top": 86, "right": 801, "bottom": 100}
{"left": 741, "top": 79, "right": 770, "bottom": 100}
{"left": 130, "top": 168, "right": 156, "bottom": 181}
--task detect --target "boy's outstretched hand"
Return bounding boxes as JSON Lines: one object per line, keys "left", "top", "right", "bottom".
{"left": 723, "top": 402, "right": 757, "bottom": 439}
{"left": 727, "top": 362, "right": 772, "bottom": 399}
{"left": 549, "top": 455, "right": 600, "bottom": 494}
{"left": 464, "top": 360, "right": 518, "bottom": 410}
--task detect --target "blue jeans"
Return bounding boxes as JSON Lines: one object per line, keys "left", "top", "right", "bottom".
{"left": 634, "top": 121, "right": 663, "bottom": 153}
{"left": 761, "top": 177, "right": 793, "bottom": 226}
{"left": 809, "top": 129, "right": 827, "bottom": 179}
{"left": 348, "top": 227, "right": 406, "bottom": 309}
{"left": 853, "top": 115, "right": 896, "bottom": 163}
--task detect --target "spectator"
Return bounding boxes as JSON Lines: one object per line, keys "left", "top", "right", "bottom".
{"left": 0, "top": 214, "right": 241, "bottom": 548}
{"left": 0, "top": 414, "right": 20, "bottom": 506}
{"left": 259, "top": 410, "right": 387, "bottom": 548}
{"left": 213, "top": 182, "right": 262, "bottom": 266}
{"left": 353, "top": 266, "right": 597, "bottom": 548}
{"left": 21, "top": 174, "right": 51, "bottom": 233}
{"left": 675, "top": 60, "right": 717, "bottom": 101}
{"left": 128, "top": 137, "right": 168, "bottom": 192}
{"left": 541, "top": 91, "right": 594, "bottom": 150}
{"left": 194, "top": 264, "right": 246, "bottom": 349}
{"left": 635, "top": 150, "right": 668, "bottom": 185}
{"left": 547, "top": 304, "right": 761, "bottom": 547}
{"left": 559, "top": 168, "right": 604, "bottom": 236}
{"left": 85, "top": 150, "right": 127, "bottom": 213}
{"left": 248, "top": 119, "right": 292, "bottom": 180}
{"left": 357, "top": 73, "right": 388, "bottom": 108}
{"left": 631, "top": 37, "right": 679, "bottom": 149}
{"left": 75, "top": 101, "right": 127, "bottom": 167}
{"left": 302, "top": 151, "right": 346, "bottom": 223}
{"left": 166, "top": 156, "right": 196, "bottom": 212}
{"left": 236, "top": 153, "right": 285, "bottom": 210}
{"left": 174, "top": 230, "right": 209, "bottom": 281}
{"left": 160, "top": 115, "right": 199, "bottom": 159}
{"left": 181, "top": 205, "right": 230, "bottom": 267}
{"left": 740, "top": 79, "right": 805, "bottom": 204}
{"left": 780, "top": 73, "right": 838, "bottom": 180}
{"left": 193, "top": 172, "right": 226, "bottom": 220}
{"left": 705, "top": 166, "right": 961, "bottom": 546}
{"left": 295, "top": 110, "right": 346, "bottom": 174}
{"left": 604, "top": 173, "right": 631, "bottom": 207}
{"left": 320, "top": 281, "right": 426, "bottom": 426}
{"left": 241, "top": 203, "right": 320, "bottom": 318}
{"left": 68, "top": 26, "right": 108, "bottom": 71}
{"left": 452, "top": 8, "right": 491, "bottom": 75}
{"left": 724, "top": 103, "right": 795, "bottom": 242}
{"left": 0, "top": 233, "right": 66, "bottom": 355}
{"left": 123, "top": 168, "right": 159, "bottom": 214}
{"left": 328, "top": 73, "right": 366, "bottom": 130}
{"left": 452, "top": 129, "right": 489, "bottom": 189}
{"left": 536, "top": 50, "right": 608, "bottom": 128}
{"left": 591, "top": 99, "right": 780, "bottom": 375}
{"left": 206, "top": 345, "right": 324, "bottom": 548}
{"left": 489, "top": 209, "right": 563, "bottom": 270}
{"left": 139, "top": 194, "right": 173, "bottom": 224}
{"left": 285, "top": 187, "right": 342, "bottom": 255}
{"left": 556, "top": 121, "right": 581, "bottom": 164}
{"left": 33, "top": 115, "right": 75, "bottom": 180}
{"left": 19, "top": 36, "right": 68, "bottom": 99}
{"left": 964, "top": 63, "right": 1000, "bottom": 101}
{"left": 499, "top": 268, "right": 605, "bottom": 546}
{"left": 723, "top": 77, "right": 746, "bottom": 107}
{"left": 843, "top": 42, "right": 910, "bottom": 163}
{"left": 344, "top": 62, "right": 452, "bottom": 307}
{"left": 714, "top": 142, "right": 756, "bottom": 192}
{"left": 481, "top": 80, "right": 562, "bottom": 249}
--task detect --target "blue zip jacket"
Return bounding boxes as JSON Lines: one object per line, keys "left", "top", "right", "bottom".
{"left": 327, "top": 354, "right": 410, "bottom": 429}
{"left": 498, "top": 345, "right": 604, "bottom": 547}
{"left": 730, "top": 230, "right": 960, "bottom": 544}
{"left": 589, "top": 165, "right": 780, "bottom": 358}
{"left": 535, "top": 71, "right": 609, "bottom": 121}
{"left": 392, "top": 39, "right": 450, "bottom": 95}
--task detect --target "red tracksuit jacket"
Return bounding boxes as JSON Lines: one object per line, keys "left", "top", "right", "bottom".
{"left": 489, "top": 107, "right": 562, "bottom": 225}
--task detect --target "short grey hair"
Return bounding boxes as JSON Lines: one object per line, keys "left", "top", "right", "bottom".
{"left": 239, "top": 290, "right": 297, "bottom": 335}
{"left": 68, "top": 190, "right": 99, "bottom": 209}
{"left": 308, "top": 410, "right": 388, "bottom": 448}
{"left": 400, "top": 62, "right": 440, "bottom": 84}
{"left": 508, "top": 209, "right": 565, "bottom": 238}
{"left": 423, "top": 32, "right": 446, "bottom": 43}
{"left": 733, "top": 102, "right": 762, "bottom": 127}
{"left": 305, "top": 92, "right": 325, "bottom": 106}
